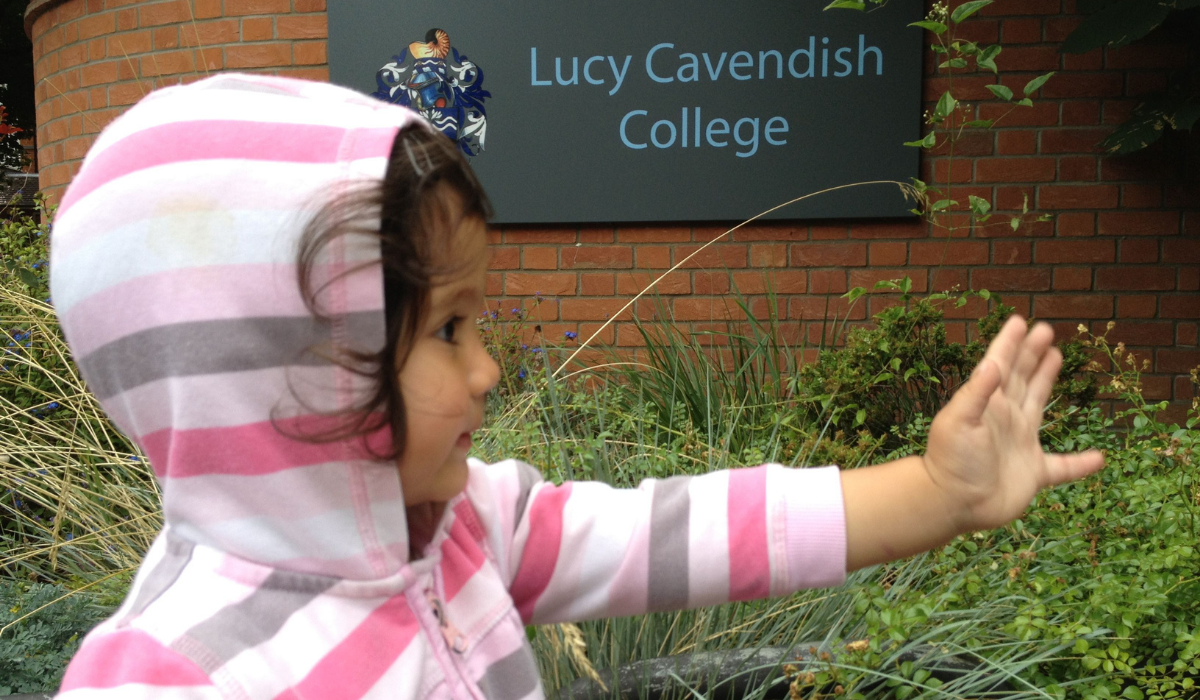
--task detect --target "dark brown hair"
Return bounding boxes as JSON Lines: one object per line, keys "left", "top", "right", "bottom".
{"left": 287, "top": 124, "right": 492, "bottom": 460}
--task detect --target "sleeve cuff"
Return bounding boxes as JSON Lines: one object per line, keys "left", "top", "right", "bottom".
{"left": 779, "top": 465, "right": 847, "bottom": 589}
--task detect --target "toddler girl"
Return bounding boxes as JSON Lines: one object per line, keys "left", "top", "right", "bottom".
{"left": 49, "top": 74, "right": 1103, "bottom": 699}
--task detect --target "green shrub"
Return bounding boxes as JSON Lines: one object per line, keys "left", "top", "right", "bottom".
{"left": 795, "top": 280, "right": 1095, "bottom": 453}
{"left": 0, "top": 196, "right": 49, "bottom": 300}
{"left": 0, "top": 580, "right": 115, "bottom": 694}
{"left": 2, "top": 198, "right": 57, "bottom": 418}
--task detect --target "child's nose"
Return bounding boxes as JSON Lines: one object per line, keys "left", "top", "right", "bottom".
{"left": 471, "top": 342, "right": 500, "bottom": 397}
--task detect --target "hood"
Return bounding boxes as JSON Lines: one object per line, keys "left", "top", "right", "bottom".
{"left": 50, "top": 74, "right": 429, "bottom": 580}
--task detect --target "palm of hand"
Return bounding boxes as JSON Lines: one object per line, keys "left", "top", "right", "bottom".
{"left": 924, "top": 315, "right": 1104, "bottom": 532}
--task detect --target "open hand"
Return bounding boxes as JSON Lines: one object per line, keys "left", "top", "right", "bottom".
{"left": 923, "top": 314, "right": 1105, "bottom": 533}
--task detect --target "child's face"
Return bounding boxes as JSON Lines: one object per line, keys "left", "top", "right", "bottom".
{"left": 395, "top": 210, "right": 498, "bottom": 506}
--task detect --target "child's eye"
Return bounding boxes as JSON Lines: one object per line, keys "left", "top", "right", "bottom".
{"left": 435, "top": 317, "right": 460, "bottom": 343}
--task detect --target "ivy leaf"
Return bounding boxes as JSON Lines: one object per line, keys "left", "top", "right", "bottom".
{"left": 931, "top": 198, "right": 957, "bottom": 211}
{"left": 903, "top": 132, "right": 937, "bottom": 148}
{"left": 17, "top": 268, "right": 39, "bottom": 289}
{"left": 951, "top": 0, "right": 993, "bottom": 23}
{"left": 1010, "top": 217, "right": 1021, "bottom": 231}
{"left": 1024, "top": 72, "right": 1056, "bottom": 96}
{"left": 1016, "top": 97, "right": 1034, "bottom": 107}
{"left": 935, "top": 91, "right": 958, "bottom": 118}
{"left": 1061, "top": 0, "right": 1171, "bottom": 53}
{"left": 824, "top": 0, "right": 866, "bottom": 9}
{"left": 985, "top": 84, "right": 1013, "bottom": 101}
{"left": 909, "top": 20, "right": 948, "bottom": 34}
{"left": 977, "top": 44, "right": 1002, "bottom": 72}
{"left": 1176, "top": 100, "right": 1200, "bottom": 130}
{"left": 969, "top": 195, "right": 992, "bottom": 217}
{"left": 1099, "top": 93, "right": 1200, "bottom": 155}
{"left": 939, "top": 58, "right": 969, "bottom": 69}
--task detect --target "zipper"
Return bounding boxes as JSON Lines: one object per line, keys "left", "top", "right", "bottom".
{"left": 426, "top": 588, "right": 469, "bottom": 653}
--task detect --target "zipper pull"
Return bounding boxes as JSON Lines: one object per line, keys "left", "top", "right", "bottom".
{"left": 426, "top": 589, "right": 468, "bottom": 653}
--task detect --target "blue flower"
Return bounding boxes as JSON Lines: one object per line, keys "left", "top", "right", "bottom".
{"left": 65, "top": 533, "right": 74, "bottom": 541}
{"left": 47, "top": 402, "right": 59, "bottom": 410}
{"left": 511, "top": 308, "right": 520, "bottom": 315}
{"left": 14, "top": 499, "right": 22, "bottom": 508}
{"left": 491, "top": 310, "right": 499, "bottom": 319}
{"left": 564, "top": 331, "right": 578, "bottom": 340}
{"left": 531, "top": 348, "right": 543, "bottom": 353}
{"left": 521, "top": 344, "right": 528, "bottom": 350}
{"left": 518, "top": 369, "right": 526, "bottom": 379}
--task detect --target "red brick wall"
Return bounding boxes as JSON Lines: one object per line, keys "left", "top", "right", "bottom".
{"left": 27, "top": 0, "right": 327, "bottom": 192}
{"left": 25, "top": 0, "right": 1200, "bottom": 417}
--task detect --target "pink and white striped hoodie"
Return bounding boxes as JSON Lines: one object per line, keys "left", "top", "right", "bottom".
{"left": 48, "top": 73, "right": 848, "bottom": 700}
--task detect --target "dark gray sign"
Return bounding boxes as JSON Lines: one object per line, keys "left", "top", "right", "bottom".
{"left": 329, "top": 1, "right": 922, "bottom": 224}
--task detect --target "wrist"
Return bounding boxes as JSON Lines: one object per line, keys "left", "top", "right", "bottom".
{"left": 841, "top": 456, "right": 966, "bottom": 571}
{"left": 918, "top": 453, "right": 980, "bottom": 537}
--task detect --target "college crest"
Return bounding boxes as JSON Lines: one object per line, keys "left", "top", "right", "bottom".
{"left": 372, "top": 29, "right": 491, "bottom": 157}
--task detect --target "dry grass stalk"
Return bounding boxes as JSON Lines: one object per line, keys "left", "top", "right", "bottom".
{"left": 558, "top": 622, "right": 607, "bottom": 691}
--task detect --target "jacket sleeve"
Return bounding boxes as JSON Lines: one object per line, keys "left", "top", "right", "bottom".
{"left": 56, "top": 628, "right": 223, "bottom": 699}
{"left": 465, "top": 459, "right": 847, "bottom": 625}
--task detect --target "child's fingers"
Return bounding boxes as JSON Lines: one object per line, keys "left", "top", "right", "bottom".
{"left": 1023, "top": 345, "right": 1062, "bottom": 419}
{"left": 1010, "top": 322, "right": 1054, "bottom": 385}
{"left": 982, "top": 315, "right": 1026, "bottom": 384}
{"left": 958, "top": 358, "right": 1001, "bottom": 423}
{"left": 1007, "top": 322, "right": 1055, "bottom": 404}
{"left": 1042, "top": 449, "right": 1105, "bottom": 487}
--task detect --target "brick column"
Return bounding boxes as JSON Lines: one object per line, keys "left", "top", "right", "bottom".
{"left": 26, "top": 0, "right": 328, "bottom": 203}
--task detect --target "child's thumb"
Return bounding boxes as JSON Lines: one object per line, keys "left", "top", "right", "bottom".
{"left": 957, "top": 359, "right": 1000, "bottom": 422}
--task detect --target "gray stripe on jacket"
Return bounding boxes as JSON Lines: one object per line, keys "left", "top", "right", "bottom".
{"left": 171, "top": 569, "right": 338, "bottom": 673}
{"left": 648, "top": 475, "right": 691, "bottom": 611}
{"left": 79, "top": 312, "right": 380, "bottom": 400}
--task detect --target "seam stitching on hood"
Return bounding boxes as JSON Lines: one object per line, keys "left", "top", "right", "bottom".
{"left": 333, "top": 123, "right": 395, "bottom": 578}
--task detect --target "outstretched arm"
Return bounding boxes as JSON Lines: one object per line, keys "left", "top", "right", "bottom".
{"left": 468, "top": 460, "right": 847, "bottom": 625}
{"left": 841, "top": 314, "right": 1105, "bottom": 571}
